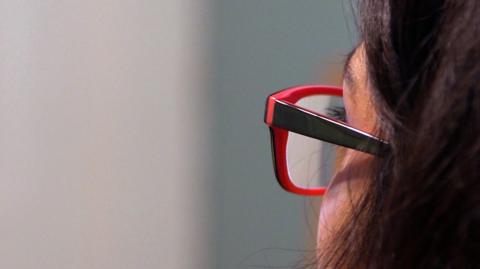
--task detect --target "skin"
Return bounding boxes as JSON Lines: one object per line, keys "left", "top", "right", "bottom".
{"left": 317, "top": 44, "right": 378, "bottom": 253}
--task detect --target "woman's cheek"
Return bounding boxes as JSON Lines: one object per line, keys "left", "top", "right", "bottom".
{"left": 317, "top": 150, "right": 357, "bottom": 245}
{"left": 317, "top": 150, "right": 374, "bottom": 248}
{"left": 317, "top": 174, "right": 350, "bottom": 247}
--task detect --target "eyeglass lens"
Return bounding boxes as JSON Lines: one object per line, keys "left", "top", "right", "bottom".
{"left": 286, "top": 95, "right": 346, "bottom": 189}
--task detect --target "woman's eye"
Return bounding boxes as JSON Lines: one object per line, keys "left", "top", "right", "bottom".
{"left": 326, "top": 106, "right": 347, "bottom": 122}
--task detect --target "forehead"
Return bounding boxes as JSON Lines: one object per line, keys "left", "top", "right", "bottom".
{"left": 342, "top": 43, "right": 378, "bottom": 132}
{"left": 343, "top": 44, "right": 366, "bottom": 94}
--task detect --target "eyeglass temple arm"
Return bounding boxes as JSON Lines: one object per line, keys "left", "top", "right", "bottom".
{"left": 271, "top": 100, "right": 389, "bottom": 156}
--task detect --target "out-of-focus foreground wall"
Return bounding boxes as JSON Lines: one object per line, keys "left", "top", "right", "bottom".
{"left": 0, "top": 1, "right": 355, "bottom": 268}
{"left": 0, "top": 1, "right": 212, "bottom": 269}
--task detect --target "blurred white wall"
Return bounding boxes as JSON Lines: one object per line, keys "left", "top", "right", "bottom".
{"left": 0, "top": 1, "right": 212, "bottom": 269}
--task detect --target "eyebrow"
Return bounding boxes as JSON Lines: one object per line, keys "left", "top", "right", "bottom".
{"left": 343, "top": 46, "right": 358, "bottom": 92}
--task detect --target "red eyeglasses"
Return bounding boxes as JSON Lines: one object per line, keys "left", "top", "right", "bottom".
{"left": 264, "top": 85, "right": 388, "bottom": 196}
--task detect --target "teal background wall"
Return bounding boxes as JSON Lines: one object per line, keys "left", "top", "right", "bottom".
{"left": 210, "top": 1, "right": 356, "bottom": 268}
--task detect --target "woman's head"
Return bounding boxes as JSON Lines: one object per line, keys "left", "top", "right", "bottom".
{"left": 318, "top": 0, "right": 480, "bottom": 267}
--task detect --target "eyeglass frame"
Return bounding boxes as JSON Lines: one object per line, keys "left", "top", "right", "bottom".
{"left": 264, "top": 84, "right": 389, "bottom": 196}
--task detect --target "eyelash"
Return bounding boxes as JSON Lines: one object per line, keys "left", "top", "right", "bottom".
{"left": 326, "top": 106, "right": 347, "bottom": 122}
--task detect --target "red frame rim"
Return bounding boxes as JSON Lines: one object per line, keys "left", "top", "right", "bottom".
{"left": 265, "top": 85, "right": 342, "bottom": 126}
{"left": 266, "top": 85, "right": 343, "bottom": 196}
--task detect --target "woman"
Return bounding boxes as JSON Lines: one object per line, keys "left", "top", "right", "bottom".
{"left": 265, "top": 0, "right": 480, "bottom": 267}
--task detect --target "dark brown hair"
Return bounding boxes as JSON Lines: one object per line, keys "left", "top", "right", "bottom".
{"left": 320, "top": 0, "right": 480, "bottom": 267}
